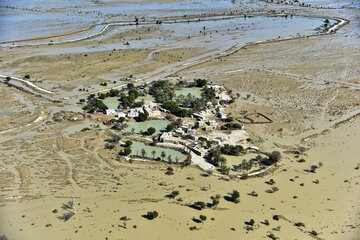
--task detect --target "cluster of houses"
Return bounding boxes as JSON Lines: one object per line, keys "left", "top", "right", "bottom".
{"left": 105, "top": 102, "right": 161, "bottom": 119}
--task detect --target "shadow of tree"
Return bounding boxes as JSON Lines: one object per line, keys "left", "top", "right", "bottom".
{"left": 57, "top": 212, "right": 75, "bottom": 222}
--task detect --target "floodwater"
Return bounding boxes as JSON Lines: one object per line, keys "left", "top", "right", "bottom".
{"left": 129, "top": 140, "right": 185, "bottom": 162}
{"left": 103, "top": 97, "right": 120, "bottom": 110}
{"left": 0, "top": 0, "right": 262, "bottom": 42}
{"left": 32, "top": 16, "right": 336, "bottom": 56}
{"left": 175, "top": 87, "right": 203, "bottom": 98}
{"left": 64, "top": 121, "right": 106, "bottom": 134}
{"left": 124, "top": 119, "right": 170, "bottom": 134}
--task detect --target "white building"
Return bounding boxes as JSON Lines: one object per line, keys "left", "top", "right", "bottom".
{"left": 106, "top": 109, "right": 116, "bottom": 115}
{"left": 116, "top": 112, "right": 126, "bottom": 118}
{"left": 127, "top": 110, "right": 139, "bottom": 118}
{"left": 187, "top": 129, "right": 196, "bottom": 135}
{"left": 219, "top": 112, "right": 227, "bottom": 120}
{"left": 144, "top": 107, "right": 153, "bottom": 116}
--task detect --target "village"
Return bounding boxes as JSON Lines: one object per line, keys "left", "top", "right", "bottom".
{"left": 81, "top": 78, "right": 278, "bottom": 177}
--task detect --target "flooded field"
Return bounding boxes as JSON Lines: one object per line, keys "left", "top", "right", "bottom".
{"left": 0, "top": 0, "right": 261, "bottom": 43}
{"left": 175, "top": 87, "right": 202, "bottom": 98}
{"left": 129, "top": 140, "right": 185, "bottom": 162}
{"left": 124, "top": 119, "right": 170, "bottom": 134}
{"left": 64, "top": 121, "right": 106, "bottom": 135}
{"left": 103, "top": 97, "right": 120, "bottom": 110}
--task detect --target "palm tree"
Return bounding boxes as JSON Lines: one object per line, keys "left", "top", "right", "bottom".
{"left": 168, "top": 155, "right": 172, "bottom": 164}
{"left": 151, "top": 150, "right": 156, "bottom": 160}
{"left": 219, "top": 157, "right": 227, "bottom": 167}
{"left": 161, "top": 151, "right": 166, "bottom": 161}
{"left": 141, "top": 149, "right": 146, "bottom": 159}
{"left": 175, "top": 156, "right": 179, "bottom": 164}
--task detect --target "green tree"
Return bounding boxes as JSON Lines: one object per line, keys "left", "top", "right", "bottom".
{"left": 219, "top": 156, "right": 227, "bottom": 167}
{"left": 151, "top": 150, "right": 156, "bottom": 160}
{"left": 119, "top": 117, "right": 126, "bottom": 123}
{"left": 195, "top": 79, "right": 207, "bottom": 87}
{"left": 161, "top": 151, "right": 166, "bottom": 161}
{"left": 147, "top": 127, "right": 156, "bottom": 135}
{"left": 137, "top": 112, "right": 148, "bottom": 122}
{"left": 141, "top": 148, "right": 146, "bottom": 159}
{"left": 167, "top": 155, "right": 172, "bottom": 164}
{"left": 124, "top": 147, "right": 131, "bottom": 156}
{"left": 79, "top": 99, "right": 85, "bottom": 103}
{"left": 125, "top": 140, "right": 133, "bottom": 147}
{"left": 166, "top": 124, "right": 175, "bottom": 132}
{"left": 5, "top": 76, "right": 11, "bottom": 81}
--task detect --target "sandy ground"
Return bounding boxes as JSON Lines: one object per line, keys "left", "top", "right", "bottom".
{"left": 0, "top": 0, "right": 359, "bottom": 239}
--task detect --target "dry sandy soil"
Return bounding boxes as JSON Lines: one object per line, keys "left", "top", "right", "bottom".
{"left": 0, "top": 0, "right": 359, "bottom": 240}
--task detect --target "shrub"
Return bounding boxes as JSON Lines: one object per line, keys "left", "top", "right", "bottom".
{"left": 199, "top": 215, "right": 207, "bottom": 222}
{"left": 249, "top": 219, "right": 255, "bottom": 226}
{"left": 193, "top": 201, "right": 206, "bottom": 210}
{"left": 171, "top": 190, "right": 179, "bottom": 197}
{"left": 231, "top": 190, "right": 240, "bottom": 203}
{"left": 268, "top": 151, "right": 281, "bottom": 164}
{"left": 272, "top": 215, "right": 280, "bottom": 221}
{"left": 294, "top": 222, "right": 305, "bottom": 227}
{"left": 146, "top": 211, "right": 158, "bottom": 220}
{"left": 212, "top": 199, "right": 219, "bottom": 208}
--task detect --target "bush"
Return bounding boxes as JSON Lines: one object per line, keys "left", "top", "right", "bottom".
{"left": 146, "top": 211, "right": 158, "bottom": 220}
{"left": 125, "top": 140, "right": 133, "bottom": 147}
